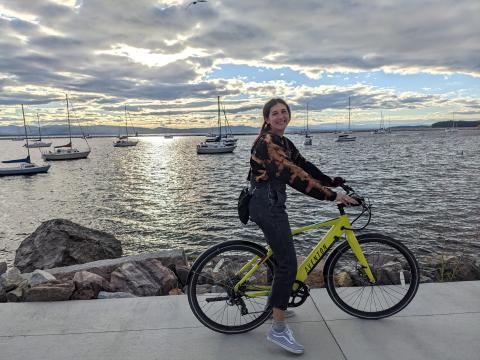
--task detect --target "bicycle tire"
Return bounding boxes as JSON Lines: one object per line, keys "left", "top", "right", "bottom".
{"left": 187, "top": 240, "right": 274, "bottom": 334}
{"left": 324, "top": 233, "right": 419, "bottom": 319}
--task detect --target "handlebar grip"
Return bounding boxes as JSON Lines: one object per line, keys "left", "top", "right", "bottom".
{"left": 350, "top": 195, "right": 364, "bottom": 207}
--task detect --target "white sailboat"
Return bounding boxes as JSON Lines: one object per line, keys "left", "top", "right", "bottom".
{"left": 445, "top": 112, "right": 458, "bottom": 133}
{"left": 113, "top": 106, "right": 139, "bottom": 147}
{"left": 0, "top": 105, "right": 51, "bottom": 176}
{"left": 303, "top": 103, "right": 312, "bottom": 146}
{"left": 42, "top": 94, "right": 91, "bottom": 160}
{"left": 24, "top": 113, "right": 52, "bottom": 148}
{"left": 336, "top": 97, "right": 356, "bottom": 142}
{"left": 372, "top": 111, "right": 387, "bottom": 135}
{"left": 197, "top": 96, "right": 236, "bottom": 154}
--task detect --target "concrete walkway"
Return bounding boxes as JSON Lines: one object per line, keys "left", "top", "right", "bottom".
{"left": 1, "top": 281, "right": 479, "bottom": 360}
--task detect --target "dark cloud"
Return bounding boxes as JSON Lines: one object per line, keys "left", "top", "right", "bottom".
{"left": 0, "top": 0, "right": 479, "bottom": 126}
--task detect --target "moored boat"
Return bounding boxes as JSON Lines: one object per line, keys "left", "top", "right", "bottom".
{"left": 42, "top": 94, "right": 90, "bottom": 161}
{"left": 113, "top": 106, "right": 139, "bottom": 147}
{"left": 1, "top": 105, "right": 51, "bottom": 176}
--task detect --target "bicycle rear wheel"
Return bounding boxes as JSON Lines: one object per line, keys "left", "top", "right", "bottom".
{"left": 325, "top": 233, "right": 419, "bottom": 319}
{"left": 187, "top": 240, "right": 274, "bottom": 334}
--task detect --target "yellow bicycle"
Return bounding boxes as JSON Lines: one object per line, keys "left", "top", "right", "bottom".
{"left": 187, "top": 185, "right": 420, "bottom": 334}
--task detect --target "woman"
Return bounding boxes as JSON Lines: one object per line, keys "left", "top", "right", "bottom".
{"left": 249, "top": 98, "right": 357, "bottom": 354}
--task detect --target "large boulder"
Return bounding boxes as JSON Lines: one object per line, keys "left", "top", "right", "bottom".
{"left": 110, "top": 259, "right": 178, "bottom": 296}
{"left": 0, "top": 284, "right": 7, "bottom": 303}
{"left": 0, "top": 262, "right": 7, "bottom": 276}
{"left": 71, "top": 271, "right": 110, "bottom": 300}
{"left": 24, "top": 280, "right": 75, "bottom": 302}
{"left": 14, "top": 219, "right": 122, "bottom": 273}
{"left": 0, "top": 267, "right": 26, "bottom": 292}
{"left": 41, "top": 250, "right": 187, "bottom": 282}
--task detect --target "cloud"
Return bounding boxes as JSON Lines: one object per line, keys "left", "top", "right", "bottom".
{"left": 0, "top": 0, "right": 479, "bottom": 127}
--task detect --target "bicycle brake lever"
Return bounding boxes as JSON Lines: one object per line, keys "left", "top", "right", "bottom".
{"left": 341, "top": 184, "right": 354, "bottom": 194}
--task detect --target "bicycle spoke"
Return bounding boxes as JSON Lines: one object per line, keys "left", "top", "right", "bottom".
{"left": 187, "top": 242, "right": 273, "bottom": 333}
{"left": 326, "top": 235, "right": 419, "bottom": 319}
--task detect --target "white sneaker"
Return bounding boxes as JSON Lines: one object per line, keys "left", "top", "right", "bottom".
{"left": 267, "top": 325, "right": 304, "bottom": 354}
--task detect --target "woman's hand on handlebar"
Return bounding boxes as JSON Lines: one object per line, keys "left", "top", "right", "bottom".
{"left": 335, "top": 192, "right": 359, "bottom": 206}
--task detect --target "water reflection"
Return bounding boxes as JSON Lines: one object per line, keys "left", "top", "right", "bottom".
{"left": 0, "top": 130, "right": 479, "bottom": 266}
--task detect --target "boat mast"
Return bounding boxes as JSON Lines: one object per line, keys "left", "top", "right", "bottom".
{"left": 66, "top": 94, "right": 72, "bottom": 147}
{"left": 21, "top": 104, "right": 31, "bottom": 160}
{"left": 37, "top": 113, "right": 42, "bottom": 140}
{"left": 125, "top": 105, "right": 129, "bottom": 139}
{"left": 306, "top": 103, "right": 309, "bottom": 135}
{"left": 348, "top": 96, "right": 351, "bottom": 131}
{"left": 217, "top": 96, "right": 221, "bottom": 138}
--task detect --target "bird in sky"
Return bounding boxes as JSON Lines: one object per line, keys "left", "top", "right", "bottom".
{"left": 187, "top": 0, "right": 208, "bottom": 8}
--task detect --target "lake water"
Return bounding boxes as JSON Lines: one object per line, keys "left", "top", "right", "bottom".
{"left": 1, "top": 130, "right": 479, "bottom": 266}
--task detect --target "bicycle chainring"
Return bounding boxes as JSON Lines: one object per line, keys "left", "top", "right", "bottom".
{"left": 288, "top": 281, "right": 310, "bottom": 308}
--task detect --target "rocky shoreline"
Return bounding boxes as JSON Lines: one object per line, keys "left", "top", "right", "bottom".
{"left": 1, "top": 219, "right": 480, "bottom": 303}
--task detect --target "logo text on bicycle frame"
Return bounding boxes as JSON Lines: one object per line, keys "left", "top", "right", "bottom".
{"left": 305, "top": 244, "right": 328, "bottom": 274}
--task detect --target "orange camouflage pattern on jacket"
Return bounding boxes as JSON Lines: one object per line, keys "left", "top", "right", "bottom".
{"left": 250, "top": 133, "right": 336, "bottom": 201}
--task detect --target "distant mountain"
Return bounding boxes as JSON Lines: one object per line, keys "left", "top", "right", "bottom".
{"left": 2, "top": 120, "right": 478, "bottom": 137}
{"left": 431, "top": 120, "right": 480, "bottom": 128}
{"left": 389, "top": 125, "right": 430, "bottom": 130}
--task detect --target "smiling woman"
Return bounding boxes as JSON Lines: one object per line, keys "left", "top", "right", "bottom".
{"left": 246, "top": 98, "right": 357, "bottom": 353}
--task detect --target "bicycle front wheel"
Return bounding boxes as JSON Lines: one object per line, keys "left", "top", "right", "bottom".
{"left": 325, "top": 233, "right": 419, "bottom": 319}
{"left": 187, "top": 240, "right": 274, "bottom": 334}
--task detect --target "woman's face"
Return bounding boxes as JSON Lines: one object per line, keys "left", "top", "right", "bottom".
{"left": 266, "top": 103, "right": 290, "bottom": 135}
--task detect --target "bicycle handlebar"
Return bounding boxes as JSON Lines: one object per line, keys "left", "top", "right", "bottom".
{"left": 340, "top": 184, "right": 365, "bottom": 207}
{"left": 336, "top": 183, "right": 372, "bottom": 229}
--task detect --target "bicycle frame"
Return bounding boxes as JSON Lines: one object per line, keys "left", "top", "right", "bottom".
{"left": 233, "top": 214, "right": 376, "bottom": 298}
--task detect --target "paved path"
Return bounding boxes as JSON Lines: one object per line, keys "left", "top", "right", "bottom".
{"left": 1, "top": 281, "right": 479, "bottom": 360}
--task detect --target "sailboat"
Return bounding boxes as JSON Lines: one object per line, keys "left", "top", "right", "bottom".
{"left": 445, "top": 112, "right": 458, "bottom": 133}
{"left": 303, "top": 103, "right": 312, "bottom": 145}
{"left": 197, "top": 96, "right": 236, "bottom": 154}
{"left": 0, "top": 105, "right": 51, "bottom": 176}
{"left": 204, "top": 103, "right": 238, "bottom": 146}
{"left": 42, "top": 94, "right": 91, "bottom": 160}
{"left": 24, "top": 113, "right": 52, "bottom": 148}
{"left": 372, "top": 111, "right": 387, "bottom": 135}
{"left": 113, "top": 106, "right": 139, "bottom": 147}
{"left": 336, "top": 97, "right": 356, "bottom": 142}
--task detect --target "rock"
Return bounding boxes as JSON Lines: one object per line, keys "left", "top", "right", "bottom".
{"left": 71, "top": 271, "right": 110, "bottom": 300}
{"left": 169, "top": 288, "right": 184, "bottom": 295}
{"left": 305, "top": 260, "right": 325, "bottom": 288}
{"left": 0, "top": 267, "right": 27, "bottom": 292}
{"left": 14, "top": 219, "right": 122, "bottom": 273}
{"left": 0, "top": 262, "right": 7, "bottom": 276}
{"left": 24, "top": 280, "right": 75, "bottom": 302}
{"left": 0, "top": 284, "right": 7, "bottom": 303}
{"left": 6, "top": 283, "right": 27, "bottom": 302}
{"left": 110, "top": 259, "right": 178, "bottom": 296}
{"left": 39, "top": 250, "right": 188, "bottom": 282}
{"left": 334, "top": 272, "right": 352, "bottom": 287}
{"left": 97, "top": 291, "right": 137, "bottom": 299}
{"left": 27, "top": 270, "right": 57, "bottom": 287}
{"left": 422, "top": 254, "right": 480, "bottom": 282}
{"left": 167, "top": 264, "right": 190, "bottom": 287}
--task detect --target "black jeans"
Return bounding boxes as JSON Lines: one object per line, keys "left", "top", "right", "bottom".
{"left": 249, "top": 182, "right": 297, "bottom": 311}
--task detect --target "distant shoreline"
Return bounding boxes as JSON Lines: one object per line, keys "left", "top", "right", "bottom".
{"left": 1, "top": 126, "right": 479, "bottom": 140}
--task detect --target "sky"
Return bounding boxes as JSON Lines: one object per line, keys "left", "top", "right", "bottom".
{"left": 0, "top": 0, "right": 479, "bottom": 130}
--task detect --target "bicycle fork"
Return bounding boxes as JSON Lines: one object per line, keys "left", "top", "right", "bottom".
{"left": 345, "top": 230, "right": 376, "bottom": 283}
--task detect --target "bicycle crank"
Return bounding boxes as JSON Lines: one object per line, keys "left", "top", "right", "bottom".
{"left": 288, "top": 280, "right": 310, "bottom": 308}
